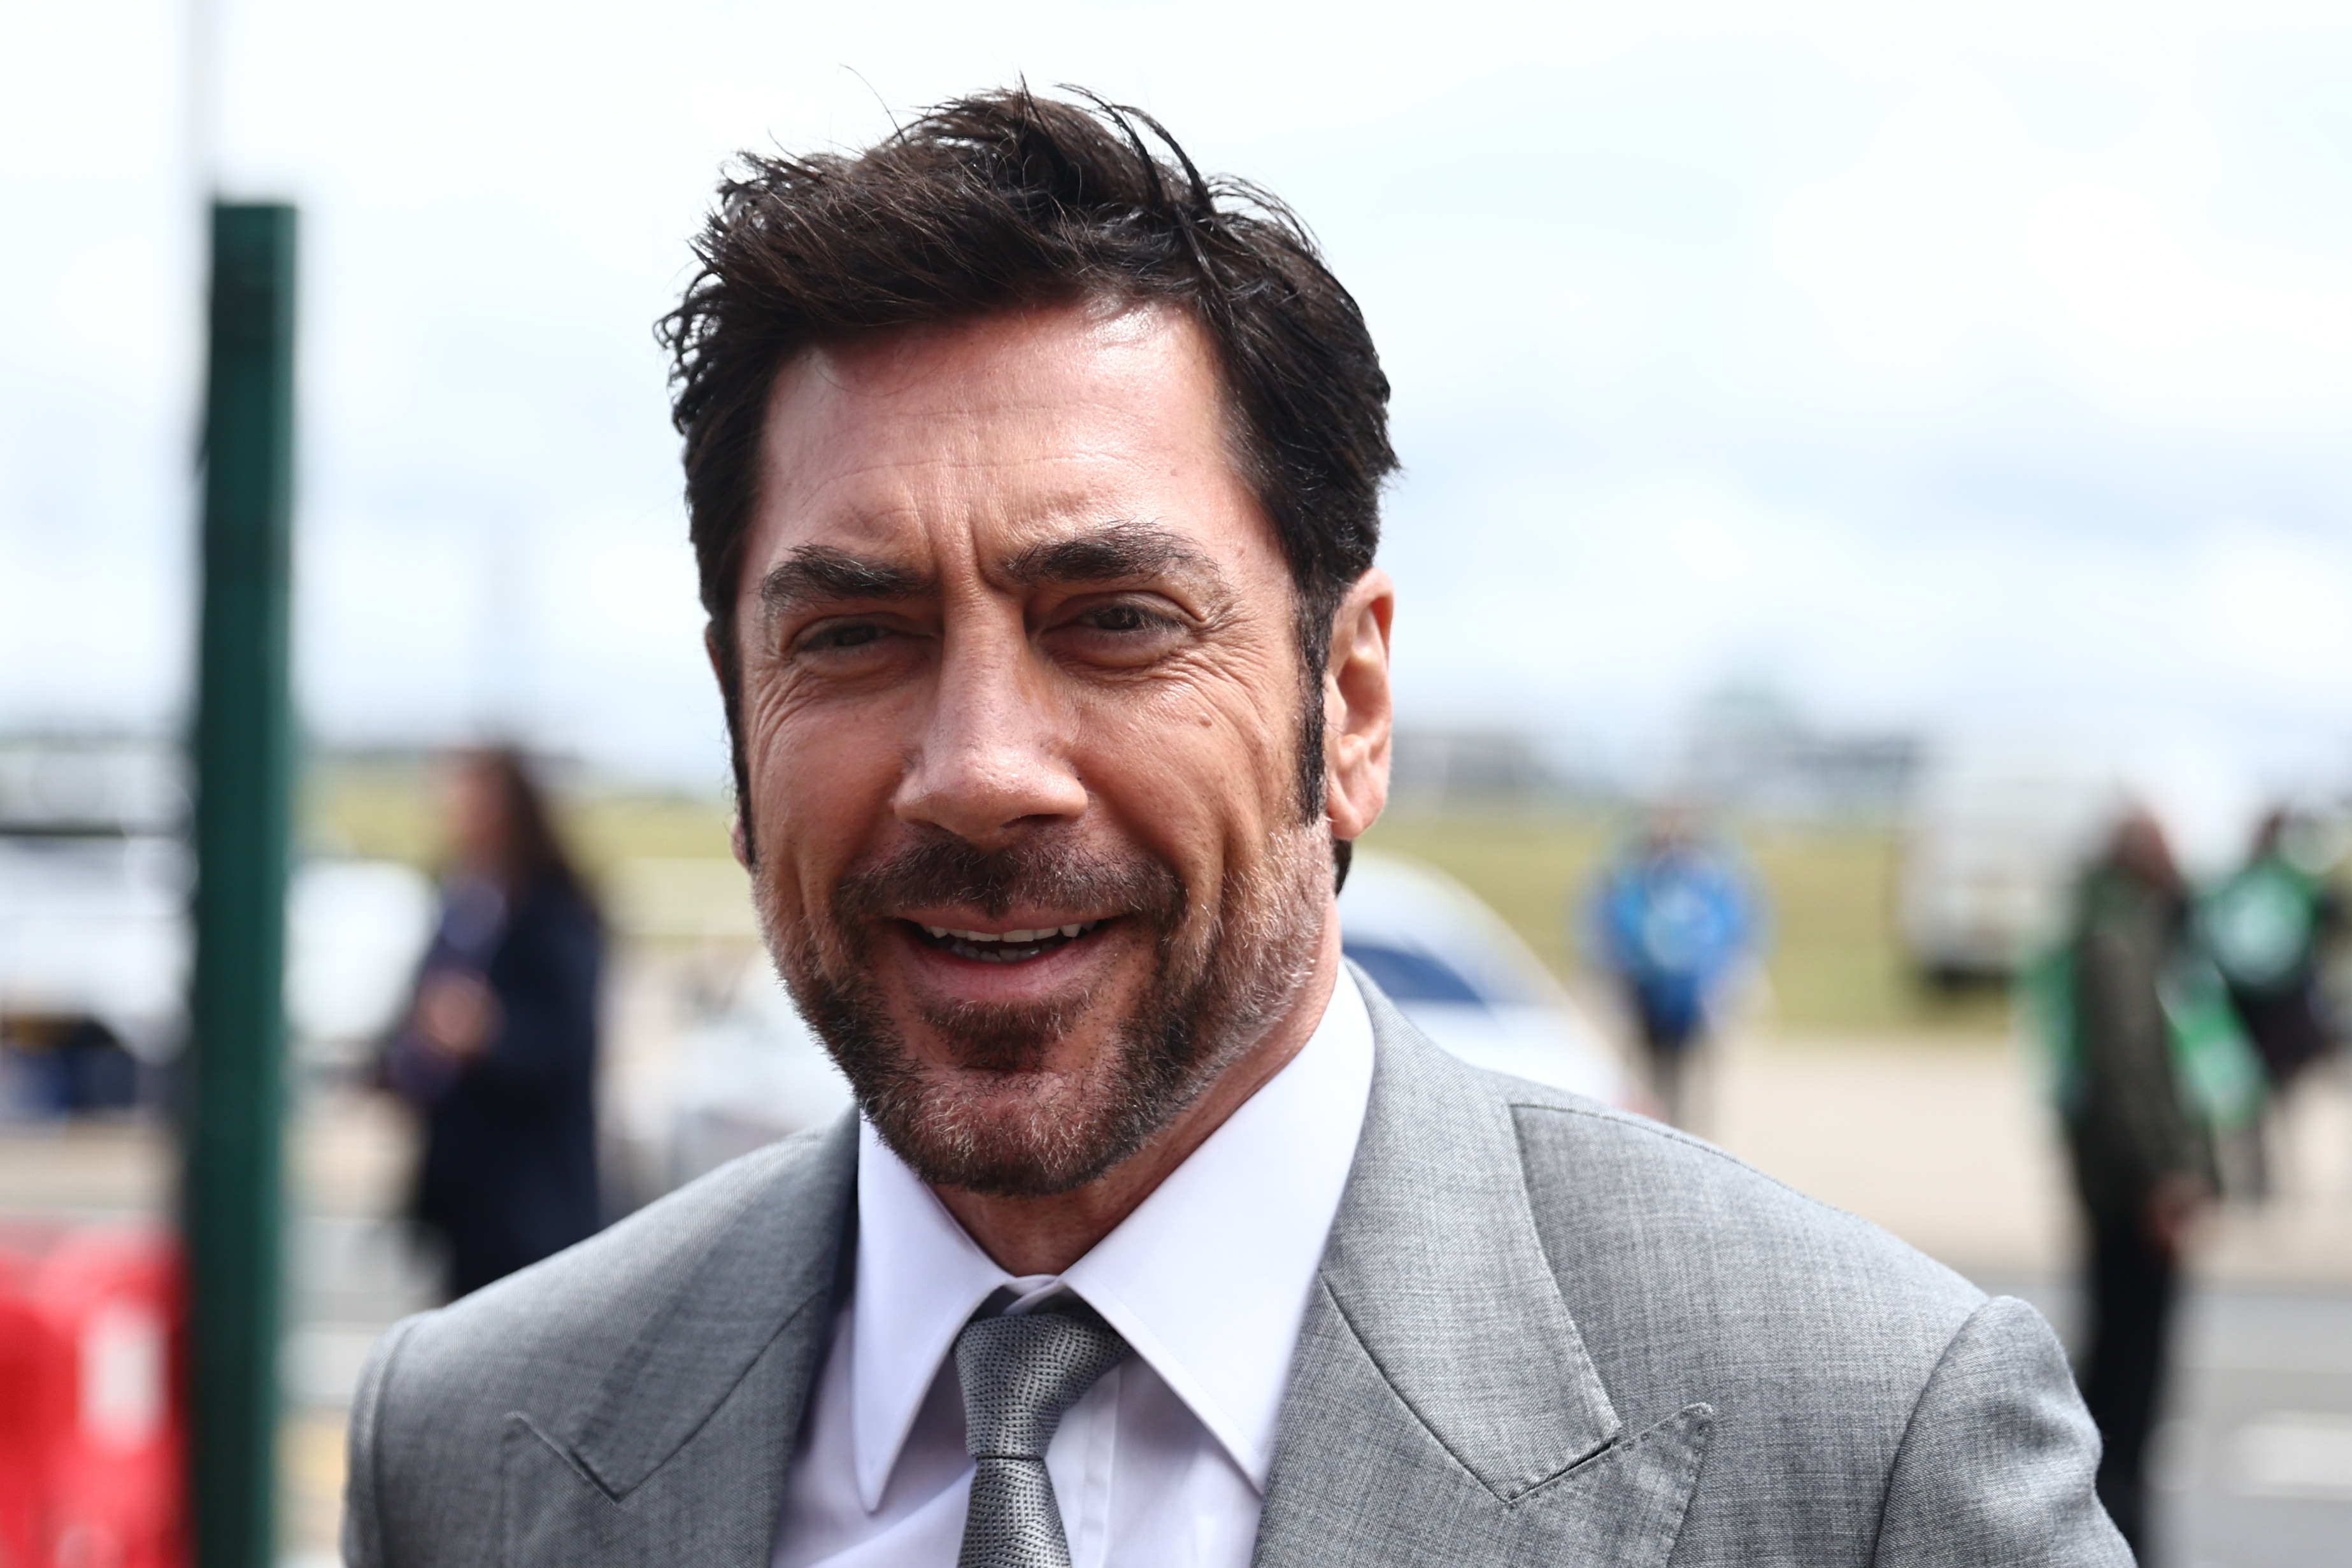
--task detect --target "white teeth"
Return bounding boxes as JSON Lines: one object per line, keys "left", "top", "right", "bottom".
{"left": 917, "top": 920, "right": 1099, "bottom": 946}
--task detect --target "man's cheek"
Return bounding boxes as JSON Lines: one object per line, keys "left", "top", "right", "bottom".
{"left": 1092, "top": 688, "right": 1269, "bottom": 792}
{"left": 1116, "top": 744, "right": 1285, "bottom": 859}
{"left": 760, "top": 724, "right": 881, "bottom": 834}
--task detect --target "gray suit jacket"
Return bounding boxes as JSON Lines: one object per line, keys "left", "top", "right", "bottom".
{"left": 345, "top": 980, "right": 2128, "bottom": 1565}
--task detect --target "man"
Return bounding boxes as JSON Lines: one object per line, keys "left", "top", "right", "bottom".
{"left": 1587, "top": 811, "right": 1757, "bottom": 1127}
{"left": 2202, "top": 805, "right": 2341, "bottom": 1191}
{"left": 345, "top": 91, "right": 2126, "bottom": 1567}
{"left": 2064, "top": 809, "right": 2217, "bottom": 1555}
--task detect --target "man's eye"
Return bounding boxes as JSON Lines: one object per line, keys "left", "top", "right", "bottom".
{"left": 1051, "top": 600, "right": 1183, "bottom": 667}
{"left": 1082, "top": 604, "right": 1152, "bottom": 632}
{"left": 804, "top": 623, "right": 887, "bottom": 652}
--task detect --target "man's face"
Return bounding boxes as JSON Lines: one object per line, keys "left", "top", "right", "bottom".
{"left": 732, "top": 301, "right": 1336, "bottom": 1195}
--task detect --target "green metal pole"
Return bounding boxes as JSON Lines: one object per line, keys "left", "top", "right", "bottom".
{"left": 185, "top": 201, "right": 297, "bottom": 1568}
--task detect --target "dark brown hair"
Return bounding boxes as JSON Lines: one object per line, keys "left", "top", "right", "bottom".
{"left": 467, "top": 747, "right": 597, "bottom": 916}
{"left": 660, "top": 87, "right": 1396, "bottom": 834}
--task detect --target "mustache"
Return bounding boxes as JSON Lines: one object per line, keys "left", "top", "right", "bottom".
{"left": 832, "top": 830, "right": 1187, "bottom": 932}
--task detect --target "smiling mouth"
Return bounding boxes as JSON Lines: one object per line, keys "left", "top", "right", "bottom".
{"left": 908, "top": 919, "right": 1108, "bottom": 964}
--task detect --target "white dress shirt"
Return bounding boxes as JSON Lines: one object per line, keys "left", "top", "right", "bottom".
{"left": 771, "top": 971, "right": 1376, "bottom": 1568}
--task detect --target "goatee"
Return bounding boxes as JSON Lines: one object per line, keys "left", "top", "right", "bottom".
{"left": 760, "top": 824, "right": 1327, "bottom": 1196}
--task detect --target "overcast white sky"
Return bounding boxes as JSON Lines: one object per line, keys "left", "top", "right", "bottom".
{"left": 6, "top": 0, "right": 2352, "bottom": 811}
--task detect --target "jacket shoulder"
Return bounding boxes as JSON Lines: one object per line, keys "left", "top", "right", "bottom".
{"left": 403, "top": 1118, "right": 845, "bottom": 1383}
{"left": 1475, "top": 1071, "right": 2025, "bottom": 1562}
{"left": 347, "top": 1117, "right": 855, "bottom": 1565}
{"left": 1495, "top": 1077, "right": 1986, "bottom": 1384}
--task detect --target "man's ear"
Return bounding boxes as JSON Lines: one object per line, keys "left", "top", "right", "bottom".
{"left": 705, "top": 624, "right": 753, "bottom": 873}
{"left": 1323, "top": 569, "right": 1394, "bottom": 846}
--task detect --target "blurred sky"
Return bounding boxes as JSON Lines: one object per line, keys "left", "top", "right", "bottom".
{"left": 7, "top": 0, "right": 2352, "bottom": 811}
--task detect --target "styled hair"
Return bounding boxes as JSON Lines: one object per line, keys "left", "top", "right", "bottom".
{"left": 659, "top": 87, "right": 1395, "bottom": 835}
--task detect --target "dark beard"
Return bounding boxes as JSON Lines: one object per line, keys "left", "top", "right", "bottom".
{"left": 765, "top": 825, "right": 1325, "bottom": 1197}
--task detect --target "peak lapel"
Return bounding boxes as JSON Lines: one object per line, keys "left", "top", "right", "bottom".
{"left": 1253, "top": 980, "right": 1711, "bottom": 1567}
{"left": 504, "top": 1114, "right": 859, "bottom": 1567}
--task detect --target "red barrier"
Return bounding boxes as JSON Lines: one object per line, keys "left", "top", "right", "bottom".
{"left": 0, "top": 1222, "right": 187, "bottom": 1568}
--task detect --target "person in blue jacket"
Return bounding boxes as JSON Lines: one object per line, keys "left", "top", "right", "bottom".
{"left": 387, "top": 748, "right": 604, "bottom": 1300}
{"left": 1587, "top": 811, "right": 1758, "bottom": 1125}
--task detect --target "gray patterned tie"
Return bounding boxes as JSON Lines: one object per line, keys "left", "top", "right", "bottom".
{"left": 953, "top": 1301, "right": 1133, "bottom": 1568}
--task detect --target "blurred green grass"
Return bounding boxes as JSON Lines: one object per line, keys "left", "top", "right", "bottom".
{"left": 308, "top": 761, "right": 2006, "bottom": 1036}
{"left": 304, "top": 759, "right": 734, "bottom": 875}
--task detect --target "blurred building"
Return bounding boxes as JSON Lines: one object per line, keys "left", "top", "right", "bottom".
{"left": 1387, "top": 727, "right": 1583, "bottom": 808}
{"left": 1674, "top": 687, "right": 1920, "bottom": 822}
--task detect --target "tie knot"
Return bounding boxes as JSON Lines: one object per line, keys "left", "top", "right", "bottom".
{"left": 954, "top": 1302, "right": 1132, "bottom": 1461}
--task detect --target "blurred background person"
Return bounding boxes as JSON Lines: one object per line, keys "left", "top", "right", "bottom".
{"left": 2199, "top": 806, "right": 2343, "bottom": 1201}
{"left": 1585, "top": 810, "right": 1759, "bottom": 1127}
{"left": 383, "top": 748, "right": 604, "bottom": 1301}
{"left": 2061, "top": 808, "right": 2220, "bottom": 1557}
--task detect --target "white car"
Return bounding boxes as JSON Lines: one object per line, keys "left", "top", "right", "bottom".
{"left": 657, "top": 962, "right": 853, "bottom": 1190}
{"left": 654, "top": 848, "right": 1635, "bottom": 1189}
{"left": 1900, "top": 747, "right": 2118, "bottom": 983}
{"left": 0, "top": 825, "right": 430, "bottom": 1113}
{"left": 1337, "top": 849, "right": 1635, "bottom": 1107}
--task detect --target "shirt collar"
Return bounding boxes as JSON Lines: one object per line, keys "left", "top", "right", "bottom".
{"left": 848, "top": 969, "right": 1376, "bottom": 1509}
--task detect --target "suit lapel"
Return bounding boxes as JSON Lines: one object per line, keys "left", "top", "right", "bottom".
{"left": 487, "top": 984, "right": 1712, "bottom": 1566}
{"left": 501, "top": 1113, "right": 860, "bottom": 1567}
{"left": 1253, "top": 981, "right": 1711, "bottom": 1567}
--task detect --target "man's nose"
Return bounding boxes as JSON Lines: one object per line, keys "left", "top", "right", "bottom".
{"left": 892, "top": 628, "right": 1087, "bottom": 849}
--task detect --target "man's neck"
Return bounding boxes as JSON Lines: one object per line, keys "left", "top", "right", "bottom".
{"left": 930, "top": 924, "right": 1344, "bottom": 1277}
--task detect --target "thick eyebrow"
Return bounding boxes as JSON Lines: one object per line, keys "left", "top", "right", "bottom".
{"left": 757, "top": 546, "right": 934, "bottom": 615}
{"left": 754, "top": 522, "right": 1229, "bottom": 621}
{"left": 1001, "top": 521, "right": 1226, "bottom": 594}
